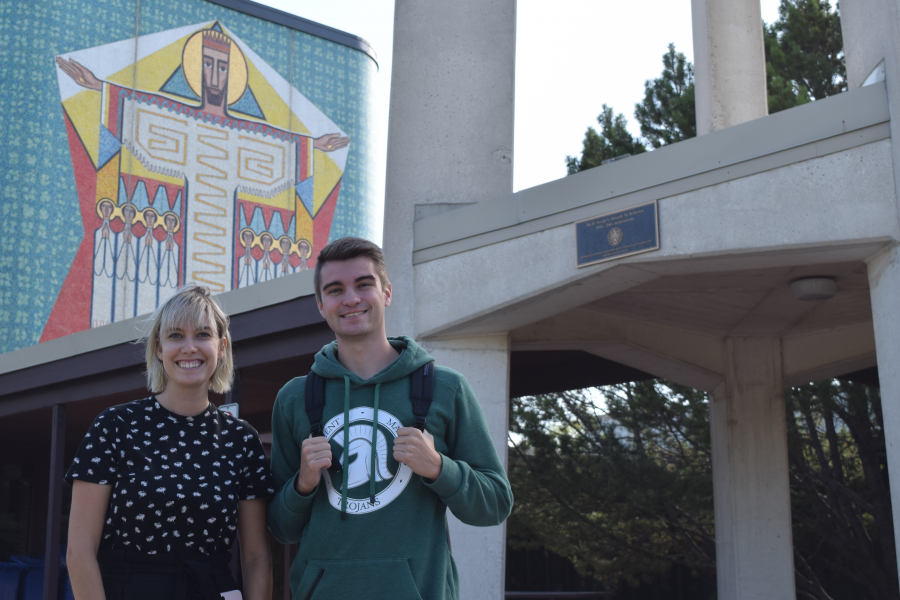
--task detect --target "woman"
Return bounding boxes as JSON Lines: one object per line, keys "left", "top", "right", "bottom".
{"left": 66, "top": 285, "right": 274, "bottom": 600}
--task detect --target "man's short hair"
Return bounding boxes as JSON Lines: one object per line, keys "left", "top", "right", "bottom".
{"left": 314, "top": 237, "right": 389, "bottom": 303}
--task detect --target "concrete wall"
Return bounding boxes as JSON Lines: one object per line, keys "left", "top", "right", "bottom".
{"left": 413, "top": 140, "right": 899, "bottom": 338}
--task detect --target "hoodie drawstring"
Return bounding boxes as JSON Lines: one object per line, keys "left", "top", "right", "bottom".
{"left": 339, "top": 378, "right": 384, "bottom": 518}
{"left": 340, "top": 375, "right": 350, "bottom": 521}
{"left": 370, "top": 383, "right": 381, "bottom": 504}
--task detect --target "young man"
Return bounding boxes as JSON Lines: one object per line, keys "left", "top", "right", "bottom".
{"left": 268, "top": 237, "right": 513, "bottom": 600}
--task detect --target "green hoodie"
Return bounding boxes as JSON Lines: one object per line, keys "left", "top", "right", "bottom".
{"left": 268, "top": 336, "right": 513, "bottom": 600}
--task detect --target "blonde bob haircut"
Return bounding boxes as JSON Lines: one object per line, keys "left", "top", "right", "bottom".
{"left": 142, "top": 285, "right": 234, "bottom": 394}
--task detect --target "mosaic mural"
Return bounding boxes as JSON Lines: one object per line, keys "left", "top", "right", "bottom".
{"left": 57, "top": 20, "right": 351, "bottom": 327}
{"left": 0, "top": 0, "right": 377, "bottom": 353}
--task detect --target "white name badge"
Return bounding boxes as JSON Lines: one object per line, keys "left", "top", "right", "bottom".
{"left": 221, "top": 592, "right": 243, "bottom": 600}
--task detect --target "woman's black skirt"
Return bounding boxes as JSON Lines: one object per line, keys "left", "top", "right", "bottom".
{"left": 98, "top": 548, "right": 238, "bottom": 600}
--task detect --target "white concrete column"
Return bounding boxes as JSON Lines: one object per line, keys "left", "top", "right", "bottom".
{"left": 423, "top": 335, "right": 511, "bottom": 600}
{"left": 691, "top": 0, "right": 768, "bottom": 134}
{"left": 382, "top": 0, "right": 516, "bottom": 337}
{"left": 840, "top": 0, "right": 900, "bottom": 228}
{"left": 867, "top": 247, "right": 900, "bottom": 584}
{"left": 382, "top": 1, "right": 516, "bottom": 597}
{"left": 711, "top": 336, "right": 795, "bottom": 600}
{"left": 840, "top": 0, "right": 899, "bottom": 89}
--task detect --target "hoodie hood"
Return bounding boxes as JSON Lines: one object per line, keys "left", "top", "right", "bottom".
{"left": 311, "top": 336, "right": 434, "bottom": 385}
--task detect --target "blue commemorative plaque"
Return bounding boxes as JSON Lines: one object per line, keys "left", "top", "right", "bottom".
{"left": 575, "top": 201, "right": 659, "bottom": 267}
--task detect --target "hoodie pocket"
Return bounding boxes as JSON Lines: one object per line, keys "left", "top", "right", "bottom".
{"left": 297, "top": 558, "right": 423, "bottom": 600}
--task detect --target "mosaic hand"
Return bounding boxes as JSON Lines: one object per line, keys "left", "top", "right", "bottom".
{"left": 313, "top": 133, "right": 350, "bottom": 152}
{"left": 56, "top": 57, "right": 102, "bottom": 91}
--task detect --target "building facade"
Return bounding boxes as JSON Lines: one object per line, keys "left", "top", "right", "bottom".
{"left": 0, "top": 1, "right": 377, "bottom": 597}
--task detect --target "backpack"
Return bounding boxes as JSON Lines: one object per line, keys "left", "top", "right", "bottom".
{"left": 303, "top": 361, "right": 451, "bottom": 549}
{"left": 304, "top": 361, "right": 436, "bottom": 439}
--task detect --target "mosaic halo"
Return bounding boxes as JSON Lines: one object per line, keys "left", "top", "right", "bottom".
{"left": 182, "top": 27, "right": 248, "bottom": 106}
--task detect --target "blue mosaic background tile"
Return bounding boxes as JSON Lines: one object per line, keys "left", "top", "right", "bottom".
{"left": 291, "top": 30, "right": 379, "bottom": 242}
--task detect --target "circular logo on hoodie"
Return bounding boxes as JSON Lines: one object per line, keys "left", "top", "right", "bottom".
{"left": 321, "top": 407, "right": 413, "bottom": 515}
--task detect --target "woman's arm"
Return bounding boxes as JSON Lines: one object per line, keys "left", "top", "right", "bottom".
{"left": 237, "top": 498, "right": 272, "bottom": 600}
{"left": 67, "top": 480, "right": 112, "bottom": 600}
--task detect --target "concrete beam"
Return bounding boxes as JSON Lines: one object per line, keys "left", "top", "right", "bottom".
{"left": 510, "top": 301, "right": 880, "bottom": 394}
{"left": 782, "top": 321, "right": 877, "bottom": 386}
{"left": 692, "top": 0, "right": 768, "bottom": 134}
{"left": 415, "top": 83, "right": 890, "bottom": 264}
{"left": 513, "top": 310, "right": 724, "bottom": 373}
{"left": 588, "top": 343, "right": 723, "bottom": 393}
{"left": 511, "top": 310, "right": 726, "bottom": 391}
{"left": 418, "top": 261, "right": 658, "bottom": 339}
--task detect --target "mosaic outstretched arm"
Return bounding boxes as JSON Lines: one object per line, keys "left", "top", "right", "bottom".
{"left": 313, "top": 133, "right": 350, "bottom": 152}
{"left": 56, "top": 57, "right": 102, "bottom": 91}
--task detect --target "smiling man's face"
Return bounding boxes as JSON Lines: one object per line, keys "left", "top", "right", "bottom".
{"left": 316, "top": 256, "right": 391, "bottom": 343}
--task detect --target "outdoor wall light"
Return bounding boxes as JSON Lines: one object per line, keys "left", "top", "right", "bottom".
{"left": 790, "top": 277, "right": 838, "bottom": 301}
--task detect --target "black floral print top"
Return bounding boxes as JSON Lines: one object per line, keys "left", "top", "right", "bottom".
{"left": 65, "top": 397, "right": 274, "bottom": 556}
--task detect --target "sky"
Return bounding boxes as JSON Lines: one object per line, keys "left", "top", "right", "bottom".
{"left": 257, "top": 0, "right": 782, "bottom": 237}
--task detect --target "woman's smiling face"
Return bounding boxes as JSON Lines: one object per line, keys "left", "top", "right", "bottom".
{"left": 156, "top": 314, "right": 225, "bottom": 393}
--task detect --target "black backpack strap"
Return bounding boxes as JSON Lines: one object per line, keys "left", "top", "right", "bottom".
{"left": 410, "top": 361, "right": 436, "bottom": 431}
{"left": 304, "top": 371, "right": 327, "bottom": 437}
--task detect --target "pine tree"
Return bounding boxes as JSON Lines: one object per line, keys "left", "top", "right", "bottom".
{"left": 566, "top": 0, "right": 847, "bottom": 175}
{"left": 509, "top": 381, "right": 898, "bottom": 599}
{"left": 634, "top": 43, "right": 696, "bottom": 148}
{"left": 565, "top": 105, "right": 646, "bottom": 175}
{"left": 764, "top": 0, "right": 846, "bottom": 113}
